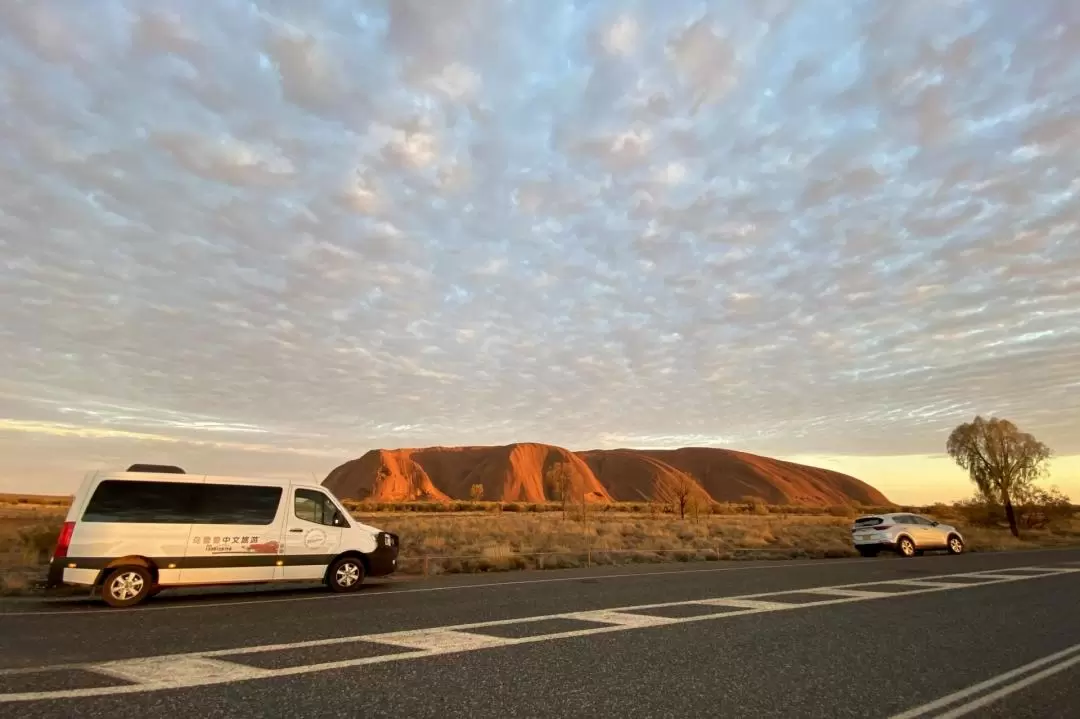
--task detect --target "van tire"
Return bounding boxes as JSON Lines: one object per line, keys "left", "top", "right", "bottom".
{"left": 101, "top": 566, "right": 153, "bottom": 608}
{"left": 327, "top": 556, "right": 365, "bottom": 592}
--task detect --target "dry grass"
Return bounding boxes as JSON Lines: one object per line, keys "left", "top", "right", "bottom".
{"left": 361, "top": 507, "right": 1080, "bottom": 575}
{"left": 1, "top": 498, "right": 1079, "bottom": 594}
{"left": 0, "top": 506, "right": 67, "bottom": 595}
{"left": 362, "top": 512, "right": 858, "bottom": 574}
{"left": 0, "top": 493, "right": 71, "bottom": 508}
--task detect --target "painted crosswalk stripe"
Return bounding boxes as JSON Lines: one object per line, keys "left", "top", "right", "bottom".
{"left": 867, "top": 579, "right": 972, "bottom": 589}
{"left": 797, "top": 588, "right": 895, "bottom": 598}
{"left": 363, "top": 629, "right": 514, "bottom": 653}
{"left": 695, "top": 598, "right": 794, "bottom": 611}
{"left": 91, "top": 657, "right": 267, "bottom": 686}
{"left": 570, "top": 609, "right": 680, "bottom": 627}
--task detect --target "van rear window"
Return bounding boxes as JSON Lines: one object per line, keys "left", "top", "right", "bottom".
{"left": 81, "top": 480, "right": 282, "bottom": 525}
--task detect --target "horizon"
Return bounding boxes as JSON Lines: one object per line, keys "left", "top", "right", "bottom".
{"left": 1, "top": 2, "right": 1078, "bottom": 505}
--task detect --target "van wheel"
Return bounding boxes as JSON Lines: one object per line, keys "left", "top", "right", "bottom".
{"left": 101, "top": 566, "right": 153, "bottom": 608}
{"left": 327, "top": 556, "right": 365, "bottom": 592}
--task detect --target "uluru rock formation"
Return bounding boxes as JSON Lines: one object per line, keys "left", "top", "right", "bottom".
{"left": 323, "top": 443, "right": 890, "bottom": 507}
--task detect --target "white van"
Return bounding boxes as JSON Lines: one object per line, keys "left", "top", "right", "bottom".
{"left": 45, "top": 466, "right": 399, "bottom": 608}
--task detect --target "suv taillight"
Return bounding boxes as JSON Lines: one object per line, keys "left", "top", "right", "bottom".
{"left": 873, "top": 524, "right": 892, "bottom": 531}
{"left": 52, "top": 521, "right": 76, "bottom": 559}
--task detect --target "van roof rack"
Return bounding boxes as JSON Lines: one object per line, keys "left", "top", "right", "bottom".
{"left": 126, "top": 464, "right": 186, "bottom": 474}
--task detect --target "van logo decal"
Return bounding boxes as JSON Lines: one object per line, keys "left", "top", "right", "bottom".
{"left": 304, "top": 529, "right": 327, "bottom": 549}
{"left": 246, "top": 540, "right": 281, "bottom": 554}
{"left": 190, "top": 535, "right": 281, "bottom": 555}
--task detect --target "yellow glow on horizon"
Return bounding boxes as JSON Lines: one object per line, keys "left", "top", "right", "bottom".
{"left": 780, "top": 453, "right": 1080, "bottom": 505}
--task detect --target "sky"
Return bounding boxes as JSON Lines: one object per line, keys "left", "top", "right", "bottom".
{"left": 1, "top": 0, "right": 1078, "bottom": 504}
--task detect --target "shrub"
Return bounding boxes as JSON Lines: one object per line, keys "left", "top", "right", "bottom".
{"left": 17, "top": 521, "right": 63, "bottom": 564}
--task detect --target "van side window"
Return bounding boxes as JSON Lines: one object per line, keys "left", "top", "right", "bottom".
{"left": 81, "top": 480, "right": 282, "bottom": 525}
{"left": 193, "top": 484, "right": 282, "bottom": 525}
{"left": 82, "top": 480, "right": 195, "bottom": 523}
{"left": 294, "top": 489, "right": 350, "bottom": 528}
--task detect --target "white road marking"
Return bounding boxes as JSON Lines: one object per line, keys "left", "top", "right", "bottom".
{"left": 937, "top": 571, "right": 1049, "bottom": 581}
{"left": 1011, "top": 566, "right": 1079, "bottom": 574}
{"left": 364, "top": 629, "right": 513, "bottom": 653}
{"left": 570, "top": 610, "right": 680, "bottom": 627}
{"left": 959, "top": 573, "right": 1038, "bottom": 581}
{"left": 0, "top": 563, "right": 1077, "bottom": 703}
{"left": 887, "top": 640, "right": 1080, "bottom": 719}
{"left": 92, "top": 656, "right": 267, "bottom": 686}
{"left": 797, "top": 588, "right": 894, "bottom": 598}
{"left": 696, "top": 598, "right": 794, "bottom": 610}
{"left": 934, "top": 654, "right": 1080, "bottom": 718}
{"left": 868, "top": 579, "right": 977, "bottom": 589}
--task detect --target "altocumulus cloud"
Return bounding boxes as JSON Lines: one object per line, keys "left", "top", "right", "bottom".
{"left": 1, "top": 0, "right": 1079, "bottom": 490}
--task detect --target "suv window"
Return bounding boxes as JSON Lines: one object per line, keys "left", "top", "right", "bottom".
{"left": 910, "top": 515, "right": 935, "bottom": 526}
{"left": 294, "top": 489, "right": 349, "bottom": 528}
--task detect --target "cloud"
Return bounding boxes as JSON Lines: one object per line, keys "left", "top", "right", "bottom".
{"left": 1, "top": 1, "right": 1079, "bottom": 494}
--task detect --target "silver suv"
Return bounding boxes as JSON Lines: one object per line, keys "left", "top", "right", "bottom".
{"left": 851, "top": 512, "right": 965, "bottom": 558}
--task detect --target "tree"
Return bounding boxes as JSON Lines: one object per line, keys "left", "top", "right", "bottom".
{"left": 946, "top": 416, "right": 1052, "bottom": 538}
{"left": 546, "top": 463, "right": 573, "bottom": 520}
{"left": 655, "top": 471, "right": 701, "bottom": 520}
{"left": 469, "top": 483, "right": 484, "bottom": 502}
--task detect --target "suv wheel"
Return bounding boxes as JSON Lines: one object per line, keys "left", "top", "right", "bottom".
{"left": 897, "top": 537, "right": 916, "bottom": 558}
{"left": 947, "top": 535, "right": 964, "bottom": 555}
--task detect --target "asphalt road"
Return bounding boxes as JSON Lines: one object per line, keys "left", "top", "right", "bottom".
{"left": 3, "top": 547, "right": 1080, "bottom": 718}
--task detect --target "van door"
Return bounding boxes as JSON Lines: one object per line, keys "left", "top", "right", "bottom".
{"left": 282, "top": 486, "right": 345, "bottom": 581}
{"left": 179, "top": 480, "right": 286, "bottom": 586}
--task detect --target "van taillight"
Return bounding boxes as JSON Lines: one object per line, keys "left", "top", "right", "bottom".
{"left": 53, "top": 521, "right": 76, "bottom": 559}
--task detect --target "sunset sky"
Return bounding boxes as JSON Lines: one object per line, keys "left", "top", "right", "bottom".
{"left": 1, "top": 1, "right": 1077, "bottom": 504}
